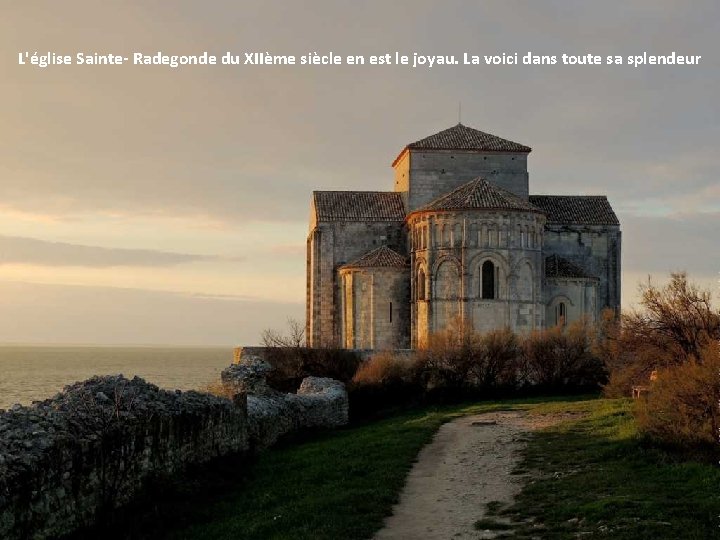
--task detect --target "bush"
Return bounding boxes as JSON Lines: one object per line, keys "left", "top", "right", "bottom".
{"left": 522, "top": 319, "right": 606, "bottom": 391}
{"left": 634, "top": 342, "right": 720, "bottom": 451}
{"left": 414, "top": 320, "right": 522, "bottom": 396}
{"left": 349, "top": 352, "right": 424, "bottom": 420}
{"left": 352, "top": 351, "right": 415, "bottom": 386}
{"left": 261, "top": 347, "right": 362, "bottom": 392}
{"left": 603, "top": 272, "right": 720, "bottom": 398}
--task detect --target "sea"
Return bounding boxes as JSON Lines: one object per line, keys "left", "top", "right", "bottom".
{"left": 0, "top": 346, "right": 233, "bottom": 409}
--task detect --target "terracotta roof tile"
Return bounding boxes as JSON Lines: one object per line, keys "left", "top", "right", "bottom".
{"left": 529, "top": 195, "right": 619, "bottom": 226}
{"left": 414, "top": 178, "right": 542, "bottom": 214}
{"left": 545, "top": 255, "right": 597, "bottom": 280}
{"left": 406, "top": 123, "right": 531, "bottom": 153}
{"left": 341, "top": 246, "right": 408, "bottom": 269}
{"left": 313, "top": 191, "right": 405, "bottom": 221}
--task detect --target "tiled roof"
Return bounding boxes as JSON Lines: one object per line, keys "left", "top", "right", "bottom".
{"left": 313, "top": 191, "right": 405, "bottom": 221}
{"left": 545, "top": 255, "right": 597, "bottom": 280}
{"left": 341, "top": 246, "right": 408, "bottom": 269}
{"left": 413, "top": 178, "right": 543, "bottom": 214}
{"left": 406, "top": 123, "right": 531, "bottom": 153}
{"left": 529, "top": 195, "right": 619, "bottom": 226}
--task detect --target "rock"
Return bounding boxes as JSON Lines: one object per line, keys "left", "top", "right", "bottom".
{"left": 221, "top": 355, "right": 274, "bottom": 395}
{"left": 247, "top": 376, "right": 348, "bottom": 450}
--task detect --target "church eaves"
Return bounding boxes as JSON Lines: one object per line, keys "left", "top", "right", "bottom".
{"left": 411, "top": 178, "right": 543, "bottom": 215}
{"left": 529, "top": 195, "right": 620, "bottom": 226}
{"left": 340, "top": 246, "right": 408, "bottom": 269}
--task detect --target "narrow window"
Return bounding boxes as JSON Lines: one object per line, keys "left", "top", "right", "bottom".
{"left": 389, "top": 302, "right": 393, "bottom": 323}
{"left": 557, "top": 302, "right": 566, "bottom": 326}
{"left": 481, "top": 261, "right": 495, "bottom": 299}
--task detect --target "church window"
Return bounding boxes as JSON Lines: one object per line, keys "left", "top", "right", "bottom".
{"left": 481, "top": 261, "right": 495, "bottom": 299}
{"left": 418, "top": 269, "right": 427, "bottom": 300}
{"left": 556, "top": 302, "right": 566, "bottom": 326}
{"left": 389, "top": 302, "right": 393, "bottom": 323}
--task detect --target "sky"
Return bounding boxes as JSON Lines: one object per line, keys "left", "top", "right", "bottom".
{"left": 0, "top": 1, "right": 718, "bottom": 346}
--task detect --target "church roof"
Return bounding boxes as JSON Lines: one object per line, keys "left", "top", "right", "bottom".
{"left": 413, "top": 178, "right": 543, "bottom": 215}
{"left": 545, "top": 255, "right": 597, "bottom": 280}
{"left": 313, "top": 191, "right": 405, "bottom": 222}
{"left": 393, "top": 123, "right": 531, "bottom": 165}
{"left": 340, "top": 246, "right": 408, "bottom": 269}
{"left": 529, "top": 195, "right": 619, "bottom": 226}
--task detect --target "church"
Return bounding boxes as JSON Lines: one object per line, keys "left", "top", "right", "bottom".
{"left": 306, "top": 123, "right": 621, "bottom": 349}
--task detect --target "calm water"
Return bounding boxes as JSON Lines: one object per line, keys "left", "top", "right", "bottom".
{"left": 0, "top": 346, "right": 233, "bottom": 409}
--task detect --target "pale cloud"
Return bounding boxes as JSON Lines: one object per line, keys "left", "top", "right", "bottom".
{"left": 0, "top": 235, "right": 214, "bottom": 267}
{"left": 0, "top": 280, "right": 303, "bottom": 346}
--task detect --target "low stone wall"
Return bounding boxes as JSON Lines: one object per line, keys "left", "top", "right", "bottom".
{"left": 0, "top": 375, "right": 248, "bottom": 540}
{"left": 233, "top": 346, "right": 414, "bottom": 364}
{"left": 221, "top": 357, "right": 349, "bottom": 450}
{"left": 1, "top": 362, "right": 350, "bottom": 539}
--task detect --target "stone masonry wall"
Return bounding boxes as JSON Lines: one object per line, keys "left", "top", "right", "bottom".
{"left": 543, "top": 224, "right": 622, "bottom": 315}
{"left": 1, "top": 365, "right": 350, "bottom": 539}
{"left": 221, "top": 356, "right": 349, "bottom": 451}
{"left": 396, "top": 150, "right": 530, "bottom": 211}
{"left": 0, "top": 375, "right": 248, "bottom": 540}
{"left": 307, "top": 220, "right": 406, "bottom": 347}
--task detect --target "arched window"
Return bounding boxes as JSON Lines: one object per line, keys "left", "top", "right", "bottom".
{"left": 557, "top": 302, "right": 566, "bottom": 326}
{"left": 481, "top": 261, "right": 495, "bottom": 299}
{"left": 417, "top": 269, "right": 426, "bottom": 300}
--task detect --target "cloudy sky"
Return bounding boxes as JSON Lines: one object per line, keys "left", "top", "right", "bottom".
{"left": 1, "top": 1, "right": 717, "bottom": 346}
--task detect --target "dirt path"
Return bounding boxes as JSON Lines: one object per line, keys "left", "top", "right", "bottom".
{"left": 374, "top": 410, "right": 573, "bottom": 540}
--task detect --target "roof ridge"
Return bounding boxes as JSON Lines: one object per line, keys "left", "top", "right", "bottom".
{"left": 392, "top": 123, "right": 530, "bottom": 166}
{"left": 412, "top": 177, "right": 542, "bottom": 214}
{"left": 341, "top": 245, "right": 408, "bottom": 269}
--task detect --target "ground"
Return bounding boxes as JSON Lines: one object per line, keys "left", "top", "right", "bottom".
{"left": 70, "top": 396, "right": 720, "bottom": 540}
{"left": 375, "top": 410, "right": 581, "bottom": 539}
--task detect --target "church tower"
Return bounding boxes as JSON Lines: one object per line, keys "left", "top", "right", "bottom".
{"left": 392, "top": 123, "right": 531, "bottom": 211}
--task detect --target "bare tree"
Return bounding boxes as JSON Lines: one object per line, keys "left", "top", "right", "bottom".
{"left": 625, "top": 272, "right": 720, "bottom": 364}
{"left": 261, "top": 317, "right": 306, "bottom": 348}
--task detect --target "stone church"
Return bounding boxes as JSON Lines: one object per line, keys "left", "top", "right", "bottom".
{"left": 306, "top": 124, "right": 621, "bottom": 349}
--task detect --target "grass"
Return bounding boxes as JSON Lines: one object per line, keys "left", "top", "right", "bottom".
{"left": 70, "top": 395, "right": 720, "bottom": 539}
{"left": 495, "top": 399, "right": 720, "bottom": 539}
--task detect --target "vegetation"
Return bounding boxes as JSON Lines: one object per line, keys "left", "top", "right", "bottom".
{"left": 602, "top": 272, "right": 720, "bottom": 452}
{"left": 69, "top": 396, "right": 719, "bottom": 539}
{"left": 492, "top": 399, "right": 720, "bottom": 539}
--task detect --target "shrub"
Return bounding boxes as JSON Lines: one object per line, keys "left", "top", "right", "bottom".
{"left": 634, "top": 342, "right": 720, "bottom": 450}
{"left": 522, "top": 319, "right": 606, "bottom": 391}
{"left": 413, "top": 320, "right": 523, "bottom": 400}
{"left": 604, "top": 272, "right": 720, "bottom": 397}
{"left": 349, "top": 352, "right": 424, "bottom": 420}
{"left": 352, "top": 351, "right": 414, "bottom": 386}
{"left": 262, "top": 347, "right": 362, "bottom": 392}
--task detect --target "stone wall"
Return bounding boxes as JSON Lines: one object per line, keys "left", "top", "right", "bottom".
{"left": 338, "top": 267, "right": 410, "bottom": 349}
{"left": 408, "top": 208, "right": 546, "bottom": 346}
{"left": 222, "top": 356, "right": 349, "bottom": 450}
{"left": 0, "top": 375, "right": 248, "bottom": 540}
{"left": 395, "top": 149, "right": 530, "bottom": 210}
{"left": 543, "top": 224, "right": 622, "bottom": 314}
{"left": 307, "top": 220, "right": 406, "bottom": 347}
{"left": 1, "top": 365, "right": 350, "bottom": 539}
